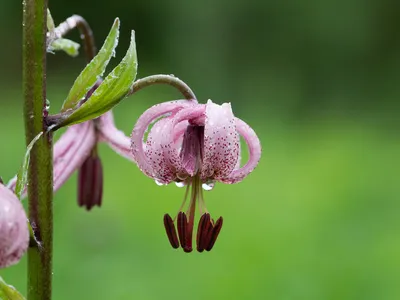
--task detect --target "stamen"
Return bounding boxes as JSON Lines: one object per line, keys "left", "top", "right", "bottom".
{"left": 206, "top": 217, "right": 223, "bottom": 251}
{"left": 196, "top": 213, "right": 210, "bottom": 252}
{"left": 177, "top": 212, "right": 188, "bottom": 250}
{"left": 163, "top": 214, "right": 179, "bottom": 249}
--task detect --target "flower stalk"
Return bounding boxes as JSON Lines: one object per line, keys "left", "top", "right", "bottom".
{"left": 23, "top": 0, "right": 53, "bottom": 299}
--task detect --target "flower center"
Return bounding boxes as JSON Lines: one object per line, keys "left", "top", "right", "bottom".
{"left": 163, "top": 125, "right": 222, "bottom": 253}
{"left": 179, "top": 125, "right": 204, "bottom": 176}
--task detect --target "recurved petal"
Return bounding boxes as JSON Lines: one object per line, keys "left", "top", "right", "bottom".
{"left": 144, "top": 116, "right": 177, "bottom": 183}
{"left": 221, "top": 117, "right": 261, "bottom": 184}
{"left": 130, "top": 100, "right": 196, "bottom": 180}
{"left": 0, "top": 183, "right": 29, "bottom": 268}
{"left": 53, "top": 121, "right": 97, "bottom": 191}
{"left": 97, "top": 111, "right": 135, "bottom": 161}
{"left": 201, "top": 100, "right": 240, "bottom": 180}
{"left": 159, "top": 105, "right": 206, "bottom": 181}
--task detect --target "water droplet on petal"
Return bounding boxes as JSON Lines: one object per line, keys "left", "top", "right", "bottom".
{"left": 202, "top": 182, "right": 215, "bottom": 191}
{"left": 175, "top": 182, "right": 185, "bottom": 188}
{"left": 155, "top": 180, "right": 164, "bottom": 186}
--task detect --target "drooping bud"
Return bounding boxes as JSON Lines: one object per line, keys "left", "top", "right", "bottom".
{"left": 77, "top": 151, "right": 103, "bottom": 210}
{"left": 0, "top": 184, "right": 29, "bottom": 268}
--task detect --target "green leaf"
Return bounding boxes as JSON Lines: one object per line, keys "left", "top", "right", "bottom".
{"left": 46, "top": 9, "right": 55, "bottom": 32}
{"left": 15, "top": 132, "right": 43, "bottom": 200}
{"left": 61, "top": 18, "right": 120, "bottom": 112}
{"left": 59, "top": 30, "right": 138, "bottom": 127}
{"left": 49, "top": 38, "right": 80, "bottom": 57}
{"left": 0, "top": 277, "right": 26, "bottom": 300}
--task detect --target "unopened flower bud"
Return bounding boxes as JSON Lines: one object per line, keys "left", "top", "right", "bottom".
{"left": 0, "top": 184, "right": 29, "bottom": 268}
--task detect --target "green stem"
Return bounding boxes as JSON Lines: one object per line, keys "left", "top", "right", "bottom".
{"left": 54, "top": 15, "right": 96, "bottom": 62}
{"left": 23, "top": 0, "right": 53, "bottom": 299}
{"left": 129, "top": 74, "right": 197, "bottom": 100}
{"left": 45, "top": 74, "right": 197, "bottom": 128}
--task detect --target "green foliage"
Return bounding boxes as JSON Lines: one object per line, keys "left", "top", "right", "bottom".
{"left": 0, "top": 277, "right": 25, "bottom": 300}
{"left": 59, "top": 30, "right": 137, "bottom": 127}
{"left": 49, "top": 38, "right": 80, "bottom": 57}
{"left": 15, "top": 132, "right": 43, "bottom": 200}
{"left": 61, "top": 18, "right": 120, "bottom": 112}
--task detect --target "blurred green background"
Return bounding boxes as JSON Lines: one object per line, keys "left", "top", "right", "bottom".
{"left": 1, "top": 0, "right": 400, "bottom": 299}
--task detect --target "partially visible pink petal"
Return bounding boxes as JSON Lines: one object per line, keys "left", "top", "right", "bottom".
{"left": 145, "top": 117, "right": 176, "bottom": 183}
{"left": 234, "top": 142, "right": 242, "bottom": 170}
{"left": 97, "top": 111, "right": 134, "bottom": 161}
{"left": 53, "top": 121, "right": 96, "bottom": 191}
{"left": 131, "top": 100, "right": 196, "bottom": 180}
{"left": 146, "top": 118, "right": 187, "bottom": 181}
{"left": 7, "top": 121, "right": 96, "bottom": 198}
{"left": 180, "top": 125, "right": 204, "bottom": 176}
{"left": 0, "top": 183, "right": 29, "bottom": 268}
{"left": 160, "top": 105, "right": 206, "bottom": 181}
{"left": 201, "top": 100, "right": 240, "bottom": 181}
{"left": 221, "top": 117, "right": 262, "bottom": 184}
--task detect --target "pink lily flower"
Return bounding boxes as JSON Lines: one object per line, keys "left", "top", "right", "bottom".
{"left": 131, "top": 99, "right": 261, "bottom": 252}
{"left": 0, "top": 183, "right": 29, "bottom": 268}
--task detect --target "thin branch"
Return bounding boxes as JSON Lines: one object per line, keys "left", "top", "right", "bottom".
{"left": 54, "top": 15, "right": 96, "bottom": 62}
{"left": 129, "top": 74, "right": 197, "bottom": 101}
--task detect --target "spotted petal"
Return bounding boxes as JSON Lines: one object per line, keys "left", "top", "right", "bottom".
{"left": 221, "top": 118, "right": 261, "bottom": 184}
{"left": 131, "top": 100, "right": 196, "bottom": 180}
{"left": 201, "top": 100, "right": 240, "bottom": 181}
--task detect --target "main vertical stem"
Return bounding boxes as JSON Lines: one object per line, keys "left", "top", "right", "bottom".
{"left": 22, "top": 0, "right": 53, "bottom": 300}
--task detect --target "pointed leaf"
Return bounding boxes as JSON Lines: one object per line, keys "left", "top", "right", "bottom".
{"left": 61, "top": 18, "right": 120, "bottom": 112}
{"left": 49, "top": 38, "right": 80, "bottom": 57}
{"left": 60, "top": 30, "right": 138, "bottom": 126}
{"left": 0, "top": 277, "right": 26, "bottom": 300}
{"left": 15, "top": 132, "right": 43, "bottom": 200}
{"left": 47, "top": 9, "right": 55, "bottom": 32}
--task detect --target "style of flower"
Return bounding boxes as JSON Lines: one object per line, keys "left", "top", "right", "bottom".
{"left": 0, "top": 183, "right": 29, "bottom": 268}
{"left": 131, "top": 99, "right": 261, "bottom": 252}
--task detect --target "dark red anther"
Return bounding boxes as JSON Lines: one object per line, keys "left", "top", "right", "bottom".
{"left": 206, "top": 217, "right": 223, "bottom": 252}
{"left": 196, "top": 213, "right": 211, "bottom": 252}
{"left": 163, "top": 214, "right": 179, "bottom": 249}
{"left": 177, "top": 212, "right": 188, "bottom": 250}
{"left": 77, "top": 153, "right": 103, "bottom": 210}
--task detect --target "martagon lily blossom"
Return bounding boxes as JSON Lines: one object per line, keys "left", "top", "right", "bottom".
{"left": 131, "top": 99, "right": 261, "bottom": 252}
{"left": 7, "top": 110, "right": 134, "bottom": 210}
